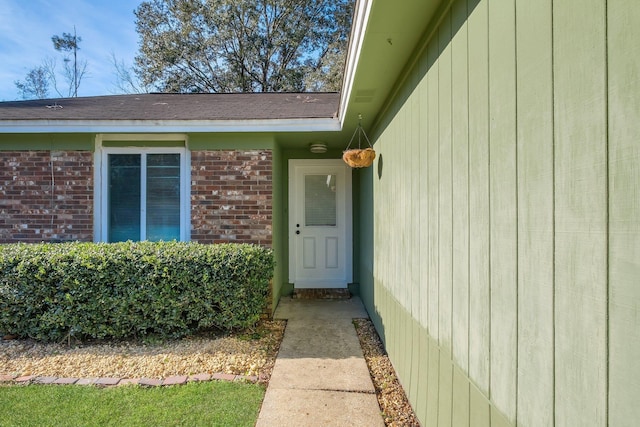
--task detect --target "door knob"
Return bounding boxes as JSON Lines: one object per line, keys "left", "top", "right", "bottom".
{"left": 296, "top": 230, "right": 300, "bottom": 235}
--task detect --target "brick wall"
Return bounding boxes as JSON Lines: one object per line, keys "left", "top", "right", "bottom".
{"left": 0, "top": 151, "right": 94, "bottom": 243}
{"left": 0, "top": 149, "right": 273, "bottom": 246}
{"left": 191, "top": 150, "right": 272, "bottom": 246}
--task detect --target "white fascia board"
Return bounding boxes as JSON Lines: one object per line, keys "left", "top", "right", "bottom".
{"left": 0, "top": 117, "right": 341, "bottom": 134}
{"left": 338, "top": 0, "right": 373, "bottom": 126}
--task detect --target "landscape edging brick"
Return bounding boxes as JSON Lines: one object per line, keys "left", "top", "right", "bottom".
{"left": 0, "top": 372, "right": 258, "bottom": 387}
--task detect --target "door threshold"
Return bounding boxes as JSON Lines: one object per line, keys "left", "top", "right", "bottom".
{"left": 292, "top": 288, "right": 352, "bottom": 300}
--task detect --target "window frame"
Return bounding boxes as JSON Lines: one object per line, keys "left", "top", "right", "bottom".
{"left": 94, "top": 135, "right": 190, "bottom": 242}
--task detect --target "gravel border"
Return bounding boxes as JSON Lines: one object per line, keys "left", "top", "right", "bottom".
{"left": 0, "top": 321, "right": 285, "bottom": 385}
{"left": 354, "top": 318, "right": 420, "bottom": 427}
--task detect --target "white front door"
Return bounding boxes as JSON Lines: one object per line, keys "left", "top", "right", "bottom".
{"left": 288, "top": 159, "right": 352, "bottom": 288}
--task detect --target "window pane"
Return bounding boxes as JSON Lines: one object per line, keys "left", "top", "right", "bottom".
{"left": 146, "top": 154, "right": 181, "bottom": 241}
{"left": 109, "top": 154, "right": 140, "bottom": 242}
{"left": 305, "top": 174, "right": 337, "bottom": 226}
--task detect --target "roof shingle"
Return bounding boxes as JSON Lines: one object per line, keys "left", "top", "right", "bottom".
{"left": 0, "top": 93, "right": 340, "bottom": 121}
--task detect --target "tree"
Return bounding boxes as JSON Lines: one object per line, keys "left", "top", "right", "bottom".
{"left": 14, "top": 66, "right": 51, "bottom": 100}
{"left": 13, "top": 28, "right": 87, "bottom": 100}
{"left": 110, "top": 53, "right": 151, "bottom": 94}
{"left": 134, "top": 0, "right": 352, "bottom": 93}
{"left": 51, "top": 28, "right": 87, "bottom": 97}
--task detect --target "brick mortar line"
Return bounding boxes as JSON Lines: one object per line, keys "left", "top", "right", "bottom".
{"left": 0, "top": 372, "right": 259, "bottom": 387}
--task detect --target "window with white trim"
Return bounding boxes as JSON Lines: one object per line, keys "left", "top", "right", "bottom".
{"left": 97, "top": 146, "right": 189, "bottom": 242}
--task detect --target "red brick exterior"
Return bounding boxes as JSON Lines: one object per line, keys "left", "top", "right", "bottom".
{"left": 191, "top": 150, "right": 272, "bottom": 246}
{"left": 0, "top": 151, "right": 94, "bottom": 243}
{"left": 0, "top": 149, "right": 273, "bottom": 246}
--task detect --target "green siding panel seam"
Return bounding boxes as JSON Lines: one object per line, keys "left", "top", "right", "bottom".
{"left": 603, "top": 2, "right": 610, "bottom": 427}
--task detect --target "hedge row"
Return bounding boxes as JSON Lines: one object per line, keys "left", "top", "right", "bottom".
{"left": 0, "top": 242, "right": 274, "bottom": 342}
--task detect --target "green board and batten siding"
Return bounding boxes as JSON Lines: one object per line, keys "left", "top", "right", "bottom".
{"left": 467, "top": 0, "right": 490, "bottom": 408}
{"left": 608, "top": 1, "right": 640, "bottom": 425}
{"left": 488, "top": 0, "right": 517, "bottom": 422}
{"left": 515, "top": 0, "right": 554, "bottom": 426}
{"left": 358, "top": 0, "right": 640, "bottom": 425}
{"left": 554, "top": 0, "right": 608, "bottom": 425}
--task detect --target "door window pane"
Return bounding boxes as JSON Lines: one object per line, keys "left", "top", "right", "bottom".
{"left": 305, "top": 174, "right": 337, "bottom": 226}
{"left": 146, "top": 154, "right": 181, "bottom": 241}
{"left": 108, "top": 154, "right": 141, "bottom": 242}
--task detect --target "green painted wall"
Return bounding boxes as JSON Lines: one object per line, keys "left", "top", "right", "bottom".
{"left": 0, "top": 132, "right": 278, "bottom": 151}
{"left": 0, "top": 134, "right": 94, "bottom": 150}
{"left": 608, "top": 1, "right": 640, "bottom": 425}
{"left": 358, "top": 0, "right": 640, "bottom": 425}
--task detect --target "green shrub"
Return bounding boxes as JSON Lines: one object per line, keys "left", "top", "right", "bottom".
{"left": 0, "top": 242, "right": 274, "bottom": 342}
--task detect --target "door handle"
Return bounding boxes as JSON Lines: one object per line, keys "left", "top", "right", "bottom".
{"left": 296, "top": 230, "right": 300, "bottom": 235}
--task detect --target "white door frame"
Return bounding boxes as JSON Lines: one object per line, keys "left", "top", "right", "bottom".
{"left": 288, "top": 159, "right": 353, "bottom": 288}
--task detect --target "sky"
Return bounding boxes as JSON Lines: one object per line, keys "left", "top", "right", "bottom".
{"left": 0, "top": 0, "right": 143, "bottom": 101}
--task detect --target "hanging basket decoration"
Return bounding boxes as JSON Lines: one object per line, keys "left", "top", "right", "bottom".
{"left": 343, "top": 116, "right": 375, "bottom": 168}
{"left": 343, "top": 147, "right": 376, "bottom": 168}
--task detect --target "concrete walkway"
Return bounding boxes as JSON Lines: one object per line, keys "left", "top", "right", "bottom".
{"left": 256, "top": 296, "right": 385, "bottom": 427}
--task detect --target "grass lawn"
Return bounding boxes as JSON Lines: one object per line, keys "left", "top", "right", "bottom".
{"left": 0, "top": 381, "right": 265, "bottom": 427}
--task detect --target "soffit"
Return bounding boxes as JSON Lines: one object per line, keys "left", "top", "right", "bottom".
{"left": 339, "top": 0, "right": 443, "bottom": 139}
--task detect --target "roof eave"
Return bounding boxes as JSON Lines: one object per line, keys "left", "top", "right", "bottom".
{"left": 338, "top": 0, "right": 373, "bottom": 126}
{"left": 0, "top": 117, "right": 341, "bottom": 134}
